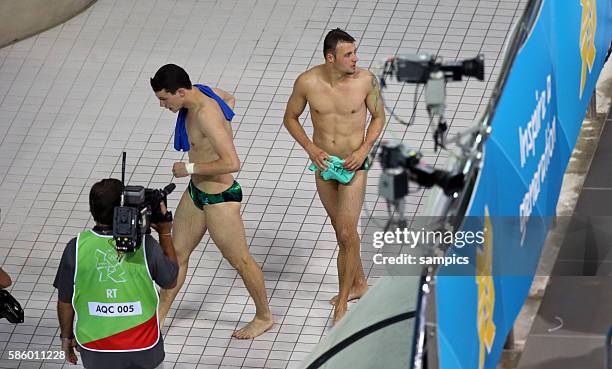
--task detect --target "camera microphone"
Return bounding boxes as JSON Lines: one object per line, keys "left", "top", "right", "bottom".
{"left": 161, "top": 183, "right": 176, "bottom": 197}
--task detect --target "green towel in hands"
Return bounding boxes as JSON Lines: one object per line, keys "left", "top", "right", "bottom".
{"left": 308, "top": 156, "right": 355, "bottom": 184}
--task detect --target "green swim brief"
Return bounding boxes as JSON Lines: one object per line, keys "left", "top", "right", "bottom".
{"left": 188, "top": 180, "right": 242, "bottom": 209}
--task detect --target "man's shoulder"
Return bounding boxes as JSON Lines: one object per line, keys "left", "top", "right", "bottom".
{"left": 354, "top": 68, "right": 375, "bottom": 83}
{"left": 296, "top": 65, "right": 324, "bottom": 85}
{"left": 194, "top": 103, "right": 222, "bottom": 126}
{"left": 58, "top": 236, "right": 77, "bottom": 267}
{"left": 66, "top": 236, "right": 77, "bottom": 250}
{"left": 191, "top": 88, "right": 224, "bottom": 120}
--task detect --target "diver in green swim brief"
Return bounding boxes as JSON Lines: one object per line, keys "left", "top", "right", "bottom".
{"left": 188, "top": 179, "right": 243, "bottom": 209}
{"left": 151, "top": 64, "right": 273, "bottom": 339}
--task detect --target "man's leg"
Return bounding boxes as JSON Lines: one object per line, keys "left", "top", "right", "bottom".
{"left": 158, "top": 189, "right": 207, "bottom": 329}
{"left": 317, "top": 171, "right": 367, "bottom": 324}
{"left": 204, "top": 201, "right": 273, "bottom": 339}
{"left": 315, "top": 172, "right": 368, "bottom": 305}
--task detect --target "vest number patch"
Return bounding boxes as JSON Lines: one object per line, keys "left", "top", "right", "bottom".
{"left": 88, "top": 302, "right": 142, "bottom": 317}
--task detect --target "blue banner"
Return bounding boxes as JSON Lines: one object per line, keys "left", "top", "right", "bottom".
{"left": 436, "top": 1, "right": 612, "bottom": 368}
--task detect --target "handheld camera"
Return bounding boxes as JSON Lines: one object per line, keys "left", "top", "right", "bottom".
{"left": 113, "top": 152, "right": 175, "bottom": 253}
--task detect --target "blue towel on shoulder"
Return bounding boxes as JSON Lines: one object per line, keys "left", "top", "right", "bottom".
{"left": 174, "top": 84, "right": 235, "bottom": 151}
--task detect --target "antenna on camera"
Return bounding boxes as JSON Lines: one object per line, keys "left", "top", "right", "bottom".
{"left": 122, "top": 152, "right": 126, "bottom": 184}
{"left": 121, "top": 151, "right": 126, "bottom": 206}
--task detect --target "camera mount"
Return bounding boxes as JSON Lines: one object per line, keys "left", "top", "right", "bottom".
{"left": 382, "top": 53, "right": 484, "bottom": 150}
{"left": 375, "top": 53, "right": 483, "bottom": 230}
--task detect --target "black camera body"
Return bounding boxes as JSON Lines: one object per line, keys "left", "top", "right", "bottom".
{"left": 113, "top": 153, "right": 175, "bottom": 253}
{"left": 379, "top": 142, "right": 464, "bottom": 199}
{"left": 395, "top": 54, "right": 484, "bottom": 83}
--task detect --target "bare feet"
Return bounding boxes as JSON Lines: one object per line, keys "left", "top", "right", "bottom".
{"left": 333, "top": 303, "right": 348, "bottom": 325}
{"left": 329, "top": 283, "right": 368, "bottom": 306}
{"left": 232, "top": 316, "right": 274, "bottom": 339}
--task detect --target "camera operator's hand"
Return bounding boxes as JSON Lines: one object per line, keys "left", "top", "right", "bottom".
{"left": 172, "top": 162, "right": 190, "bottom": 178}
{"left": 62, "top": 337, "right": 78, "bottom": 364}
{"left": 151, "top": 202, "right": 178, "bottom": 265}
{"left": 151, "top": 202, "right": 172, "bottom": 234}
{"left": 307, "top": 143, "right": 331, "bottom": 171}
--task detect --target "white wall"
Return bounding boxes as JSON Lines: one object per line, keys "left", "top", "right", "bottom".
{"left": 0, "top": 0, "right": 96, "bottom": 48}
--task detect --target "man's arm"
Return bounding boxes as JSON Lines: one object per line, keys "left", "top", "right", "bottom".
{"left": 283, "top": 75, "right": 330, "bottom": 170}
{"left": 283, "top": 75, "right": 311, "bottom": 150}
{"left": 54, "top": 239, "right": 78, "bottom": 364}
{"left": 58, "top": 301, "right": 75, "bottom": 338}
{"left": 150, "top": 204, "right": 178, "bottom": 289}
{"left": 344, "top": 72, "right": 386, "bottom": 171}
{"left": 212, "top": 87, "right": 236, "bottom": 110}
{"left": 145, "top": 237, "right": 178, "bottom": 289}
{"left": 363, "top": 72, "right": 386, "bottom": 151}
{"left": 58, "top": 299, "right": 78, "bottom": 364}
{"left": 151, "top": 205, "right": 177, "bottom": 265}
{"left": 0, "top": 267, "right": 11, "bottom": 288}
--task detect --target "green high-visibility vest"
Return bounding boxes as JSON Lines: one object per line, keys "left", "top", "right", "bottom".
{"left": 73, "top": 230, "right": 159, "bottom": 351}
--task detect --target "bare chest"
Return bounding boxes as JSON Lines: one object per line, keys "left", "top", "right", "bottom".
{"left": 307, "top": 84, "right": 367, "bottom": 116}
{"left": 185, "top": 113, "right": 211, "bottom": 152}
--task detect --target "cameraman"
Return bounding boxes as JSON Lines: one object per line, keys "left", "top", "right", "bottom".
{"left": 53, "top": 178, "right": 178, "bottom": 368}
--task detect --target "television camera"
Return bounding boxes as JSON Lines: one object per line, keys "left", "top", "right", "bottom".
{"left": 376, "top": 54, "right": 484, "bottom": 228}
{"left": 113, "top": 152, "right": 175, "bottom": 253}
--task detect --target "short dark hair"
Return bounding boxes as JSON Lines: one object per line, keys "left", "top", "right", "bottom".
{"left": 150, "top": 64, "right": 192, "bottom": 94}
{"left": 89, "top": 178, "right": 122, "bottom": 225}
{"left": 323, "top": 28, "right": 355, "bottom": 58}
